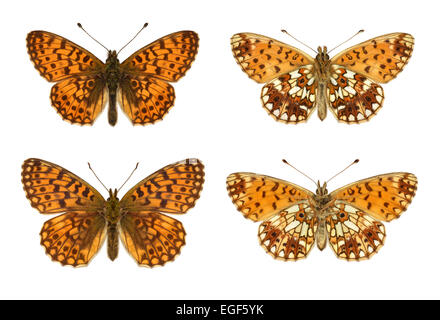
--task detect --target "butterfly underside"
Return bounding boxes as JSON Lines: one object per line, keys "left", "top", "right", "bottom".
{"left": 26, "top": 28, "right": 199, "bottom": 126}
{"left": 22, "top": 158, "right": 204, "bottom": 267}
{"left": 231, "top": 32, "right": 414, "bottom": 123}
{"left": 226, "top": 171, "right": 417, "bottom": 260}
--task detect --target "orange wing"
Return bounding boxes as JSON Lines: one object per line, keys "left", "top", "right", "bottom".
{"left": 22, "top": 158, "right": 105, "bottom": 213}
{"left": 118, "top": 159, "right": 204, "bottom": 267}
{"left": 226, "top": 173, "right": 314, "bottom": 222}
{"left": 22, "top": 158, "right": 107, "bottom": 266}
{"left": 330, "top": 172, "right": 417, "bottom": 222}
{"left": 118, "top": 75, "right": 175, "bottom": 125}
{"left": 231, "top": 33, "right": 314, "bottom": 83}
{"left": 121, "top": 31, "right": 199, "bottom": 82}
{"left": 119, "top": 211, "right": 186, "bottom": 267}
{"left": 40, "top": 211, "right": 106, "bottom": 266}
{"left": 120, "top": 158, "right": 205, "bottom": 214}
{"left": 26, "top": 30, "right": 104, "bottom": 82}
{"left": 331, "top": 33, "right": 414, "bottom": 83}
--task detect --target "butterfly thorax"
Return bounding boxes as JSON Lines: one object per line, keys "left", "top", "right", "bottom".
{"left": 104, "top": 51, "right": 122, "bottom": 126}
{"left": 105, "top": 188, "right": 121, "bottom": 261}
{"left": 313, "top": 47, "right": 332, "bottom": 121}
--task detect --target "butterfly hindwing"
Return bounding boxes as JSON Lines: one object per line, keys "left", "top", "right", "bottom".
{"left": 258, "top": 202, "right": 317, "bottom": 260}
{"left": 40, "top": 211, "right": 106, "bottom": 266}
{"left": 118, "top": 75, "right": 175, "bottom": 125}
{"left": 119, "top": 211, "right": 186, "bottom": 267}
{"left": 326, "top": 202, "right": 386, "bottom": 261}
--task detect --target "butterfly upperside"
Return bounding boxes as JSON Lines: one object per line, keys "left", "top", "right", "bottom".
{"left": 226, "top": 169, "right": 417, "bottom": 261}
{"left": 27, "top": 26, "right": 199, "bottom": 126}
{"left": 231, "top": 32, "right": 414, "bottom": 124}
{"left": 22, "top": 158, "right": 204, "bottom": 267}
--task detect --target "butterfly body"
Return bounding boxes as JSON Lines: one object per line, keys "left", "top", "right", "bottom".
{"left": 231, "top": 32, "right": 414, "bottom": 124}
{"left": 27, "top": 29, "right": 199, "bottom": 126}
{"left": 226, "top": 171, "right": 417, "bottom": 261}
{"left": 22, "top": 158, "right": 205, "bottom": 267}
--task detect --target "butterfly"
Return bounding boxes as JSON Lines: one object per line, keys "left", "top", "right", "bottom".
{"left": 226, "top": 162, "right": 417, "bottom": 261}
{"left": 26, "top": 24, "right": 199, "bottom": 126}
{"left": 230, "top": 31, "right": 414, "bottom": 123}
{"left": 21, "top": 158, "right": 204, "bottom": 267}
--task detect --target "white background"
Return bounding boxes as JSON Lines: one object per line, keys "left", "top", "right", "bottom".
{"left": 1, "top": 0, "right": 438, "bottom": 299}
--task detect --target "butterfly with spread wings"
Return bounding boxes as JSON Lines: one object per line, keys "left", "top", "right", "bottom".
{"left": 231, "top": 31, "right": 414, "bottom": 123}
{"left": 226, "top": 162, "right": 417, "bottom": 260}
{"left": 22, "top": 158, "right": 204, "bottom": 267}
{"left": 26, "top": 24, "right": 199, "bottom": 126}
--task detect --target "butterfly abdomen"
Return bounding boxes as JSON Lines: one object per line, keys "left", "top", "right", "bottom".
{"left": 107, "top": 223, "right": 119, "bottom": 261}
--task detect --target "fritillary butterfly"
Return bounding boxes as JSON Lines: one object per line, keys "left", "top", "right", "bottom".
{"left": 27, "top": 24, "right": 199, "bottom": 126}
{"left": 226, "top": 162, "right": 417, "bottom": 261}
{"left": 22, "top": 158, "right": 205, "bottom": 267}
{"left": 231, "top": 32, "right": 414, "bottom": 123}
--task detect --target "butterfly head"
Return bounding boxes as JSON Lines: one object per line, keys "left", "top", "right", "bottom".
{"left": 107, "top": 188, "right": 120, "bottom": 201}
{"left": 316, "top": 46, "right": 330, "bottom": 63}
{"left": 316, "top": 180, "right": 329, "bottom": 196}
{"left": 106, "top": 50, "right": 120, "bottom": 64}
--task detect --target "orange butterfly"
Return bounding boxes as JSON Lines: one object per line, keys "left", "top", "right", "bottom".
{"left": 27, "top": 24, "right": 199, "bottom": 126}
{"left": 231, "top": 31, "right": 414, "bottom": 123}
{"left": 226, "top": 160, "right": 417, "bottom": 261}
{"left": 22, "top": 158, "right": 204, "bottom": 267}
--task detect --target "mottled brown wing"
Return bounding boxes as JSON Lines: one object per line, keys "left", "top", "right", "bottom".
{"left": 330, "top": 173, "right": 417, "bottom": 222}
{"left": 120, "top": 31, "right": 199, "bottom": 82}
{"left": 22, "top": 158, "right": 105, "bottom": 213}
{"left": 331, "top": 33, "right": 414, "bottom": 83}
{"left": 50, "top": 76, "right": 107, "bottom": 125}
{"left": 231, "top": 33, "right": 314, "bottom": 83}
{"left": 326, "top": 203, "right": 385, "bottom": 261}
{"left": 118, "top": 75, "right": 175, "bottom": 125}
{"left": 258, "top": 202, "right": 317, "bottom": 261}
{"left": 120, "top": 159, "right": 205, "bottom": 214}
{"left": 119, "top": 211, "right": 186, "bottom": 267}
{"left": 26, "top": 30, "right": 104, "bottom": 82}
{"left": 40, "top": 211, "right": 106, "bottom": 266}
{"left": 226, "top": 173, "right": 314, "bottom": 222}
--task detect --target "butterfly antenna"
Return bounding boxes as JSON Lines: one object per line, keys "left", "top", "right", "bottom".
{"left": 117, "top": 22, "right": 149, "bottom": 55}
{"left": 328, "top": 30, "right": 364, "bottom": 54}
{"left": 88, "top": 162, "right": 109, "bottom": 192}
{"left": 326, "top": 159, "right": 360, "bottom": 184}
{"left": 118, "top": 162, "right": 139, "bottom": 191}
{"left": 282, "top": 159, "right": 317, "bottom": 187}
{"left": 77, "top": 23, "right": 110, "bottom": 52}
{"left": 281, "top": 29, "right": 317, "bottom": 54}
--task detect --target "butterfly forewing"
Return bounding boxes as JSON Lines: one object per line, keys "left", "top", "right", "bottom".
{"left": 26, "top": 31, "right": 105, "bottom": 82}
{"left": 330, "top": 173, "right": 417, "bottom": 222}
{"left": 331, "top": 33, "right": 414, "bottom": 83}
{"left": 231, "top": 33, "right": 314, "bottom": 83}
{"left": 121, "top": 31, "right": 199, "bottom": 82}
{"left": 226, "top": 173, "right": 314, "bottom": 221}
